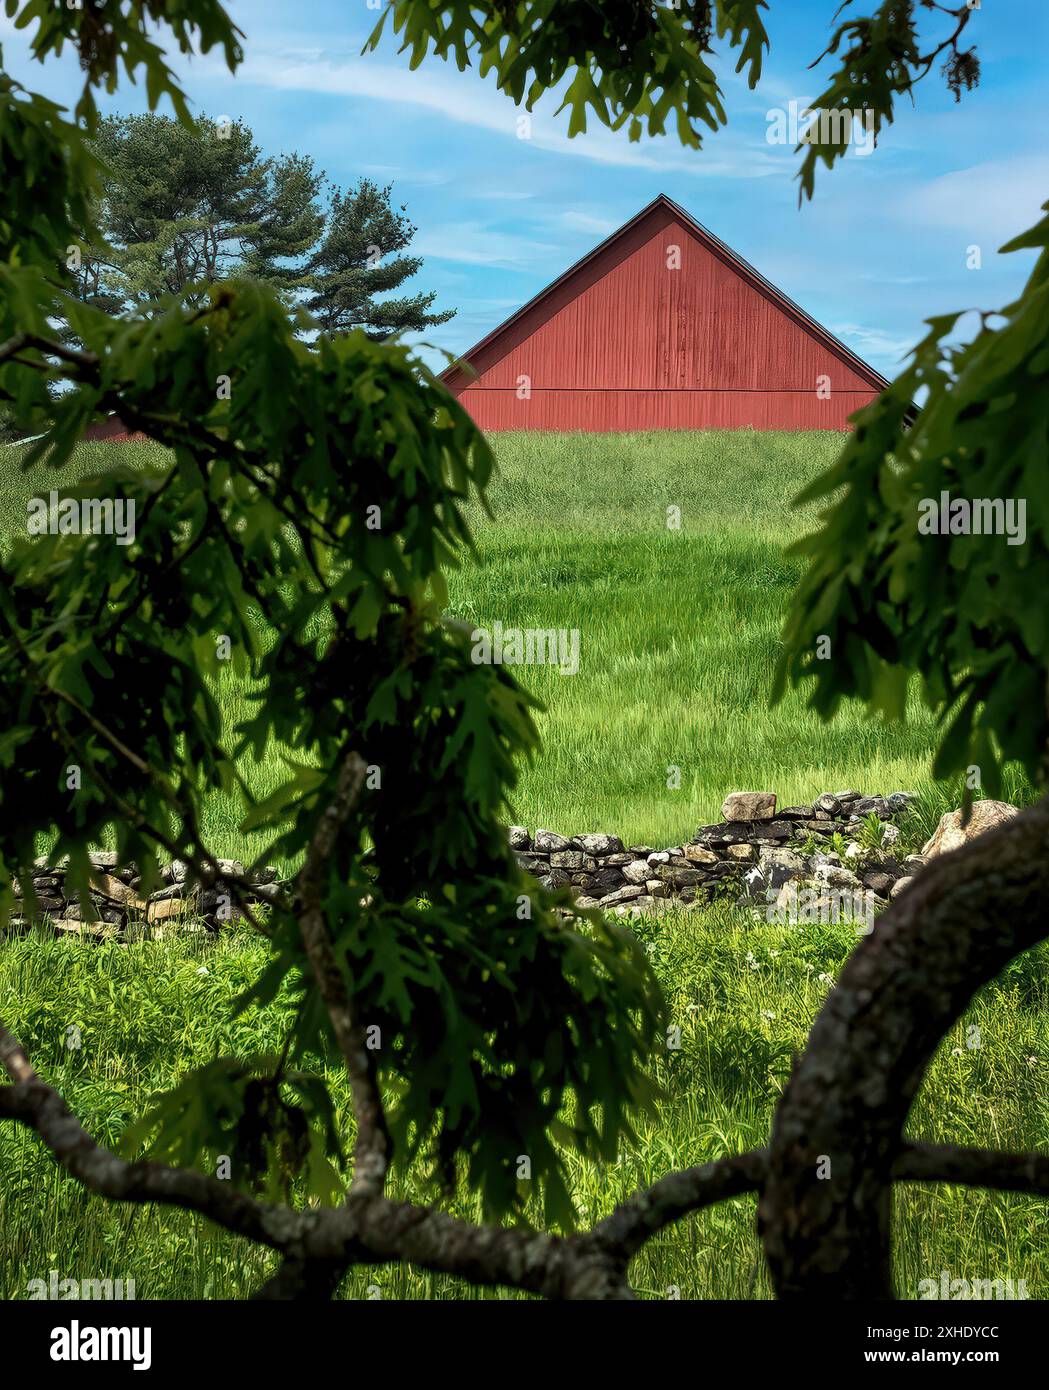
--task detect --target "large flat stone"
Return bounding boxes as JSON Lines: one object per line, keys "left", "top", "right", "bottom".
{"left": 534, "top": 829, "right": 572, "bottom": 854}
{"left": 681, "top": 844, "right": 719, "bottom": 865}
{"left": 147, "top": 897, "right": 190, "bottom": 923}
{"left": 549, "top": 850, "right": 588, "bottom": 870}
{"left": 650, "top": 864, "right": 706, "bottom": 887}
{"left": 599, "top": 884, "right": 645, "bottom": 906}
{"left": 51, "top": 918, "right": 119, "bottom": 938}
{"left": 750, "top": 821, "right": 792, "bottom": 842}
{"left": 693, "top": 821, "right": 752, "bottom": 846}
{"left": 922, "top": 800, "right": 1019, "bottom": 858}
{"left": 89, "top": 872, "right": 146, "bottom": 909}
{"left": 721, "top": 791, "right": 776, "bottom": 822}
{"left": 576, "top": 833, "right": 625, "bottom": 857}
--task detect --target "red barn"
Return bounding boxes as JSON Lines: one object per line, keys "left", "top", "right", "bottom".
{"left": 81, "top": 415, "right": 147, "bottom": 443}
{"left": 440, "top": 194, "right": 888, "bottom": 432}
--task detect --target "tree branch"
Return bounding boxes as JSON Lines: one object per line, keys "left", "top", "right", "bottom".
{"left": 0, "top": 1024, "right": 297, "bottom": 1251}
{"left": 590, "top": 1149, "right": 767, "bottom": 1261}
{"left": 26, "top": 995, "right": 1044, "bottom": 1303}
{"left": 895, "top": 1142, "right": 1049, "bottom": 1198}
{"left": 760, "top": 794, "right": 1049, "bottom": 1299}
{"left": 297, "top": 750, "right": 390, "bottom": 1198}
{"left": 0, "top": 1023, "right": 618, "bottom": 1299}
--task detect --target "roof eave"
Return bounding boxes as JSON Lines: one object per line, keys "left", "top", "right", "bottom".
{"left": 439, "top": 193, "right": 892, "bottom": 396}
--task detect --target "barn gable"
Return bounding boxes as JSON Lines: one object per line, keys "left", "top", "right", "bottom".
{"left": 440, "top": 194, "right": 889, "bottom": 432}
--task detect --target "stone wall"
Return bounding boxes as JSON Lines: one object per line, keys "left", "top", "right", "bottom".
{"left": 6, "top": 789, "right": 935, "bottom": 939}
{"left": 511, "top": 789, "right": 926, "bottom": 920}
{"left": 7, "top": 855, "right": 285, "bottom": 939}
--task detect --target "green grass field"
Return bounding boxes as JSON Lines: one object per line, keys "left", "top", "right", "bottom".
{"left": 2, "top": 915, "right": 1046, "bottom": 1299}
{"left": 1, "top": 430, "right": 994, "bottom": 854}
{"left": 0, "top": 431, "right": 1042, "bottom": 1299}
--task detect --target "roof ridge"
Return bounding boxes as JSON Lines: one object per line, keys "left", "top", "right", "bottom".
{"left": 440, "top": 197, "right": 890, "bottom": 395}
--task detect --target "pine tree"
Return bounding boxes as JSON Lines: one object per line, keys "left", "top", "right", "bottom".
{"left": 303, "top": 179, "right": 454, "bottom": 338}
{"left": 76, "top": 113, "right": 326, "bottom": 309}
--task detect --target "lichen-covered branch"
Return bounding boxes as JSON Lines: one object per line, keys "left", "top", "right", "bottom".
{"left": 0, "top": 1014, "right": 766, "bottom": 1299}
{"left": 895, "top": 1142, "right": 1049, "bottom": 1197}
{"left": 591, "top": 1149, "right": 767, "bottom": 1261}
{"left": 0, "top": 1034, "right": 297, "bottom": 1251}
{"left": 296, "top": 749, "right": 390, "bottom": 1198}
{"left": 760, "top": 796, "right": 1049, "bottom": 1299}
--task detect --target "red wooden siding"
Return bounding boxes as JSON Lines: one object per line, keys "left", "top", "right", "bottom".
{"left": 441, "top": 196, "right": 887, "bottom": 433}
{"left": 82, "top": 415, "right": 147, "bottom": 443}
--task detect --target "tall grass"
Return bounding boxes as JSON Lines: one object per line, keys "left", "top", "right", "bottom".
{"left": 1, "top": 914, "right": 1046, "bottom": 1300}
{"left": 5, "top": 431, "right": 1022, "bottom": 858}
{"left": 0, "top": 431, "right": 1042, "bottom": 1300}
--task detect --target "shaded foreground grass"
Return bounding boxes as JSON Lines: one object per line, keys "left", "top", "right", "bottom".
{"left": 1, "top": 911, "right": 1046, "bottom": 1300}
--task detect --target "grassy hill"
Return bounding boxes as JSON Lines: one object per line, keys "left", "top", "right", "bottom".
{"left": 448, "top": 429, "right": 953, "bottom": 844}
{"left": 2, "top": 429, "right": 1000, "bottom": 855}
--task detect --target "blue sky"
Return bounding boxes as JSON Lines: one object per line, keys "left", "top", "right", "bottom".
{"left": 3, "top": 1, "right": 1047, "bottom": 377}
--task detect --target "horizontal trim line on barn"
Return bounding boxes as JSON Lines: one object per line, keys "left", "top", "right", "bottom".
{"left": 440, "top": 195, "right": 920, "bottom": 432}
{"left": 459, "top": 387, "right": 878, "bottom": 395}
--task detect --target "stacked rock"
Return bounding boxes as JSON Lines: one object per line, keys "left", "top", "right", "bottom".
{"left": 5, "top": 854, "right": 287, "bottom": 939}
{"left": 510, "top": 789, "right": 924, "bottom": 919}
{"left": 11, "top": 791, "right": 1010, "bottom": 938}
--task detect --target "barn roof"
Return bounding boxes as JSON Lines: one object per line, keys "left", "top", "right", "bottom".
{"left": 440, "top": 193, "right": 891, "bottom": 395}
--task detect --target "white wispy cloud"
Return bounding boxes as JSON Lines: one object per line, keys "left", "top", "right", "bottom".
{"left": 412, "top": 222, "right": 559, "bottom": 270}
{"left": 830, "top": 322, "right": 916, "bottom": 369}
{"left": 471, "top": 189, "right": 538, "bottom": 203}
{"left": 214, "top": 47, "right": 787, "bottom": 178}
{"left": 558, "top": 210, "right": 620, "bottom": 237}
{"left": 901, "top": 155, "right": 1049, "bottom": 247}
